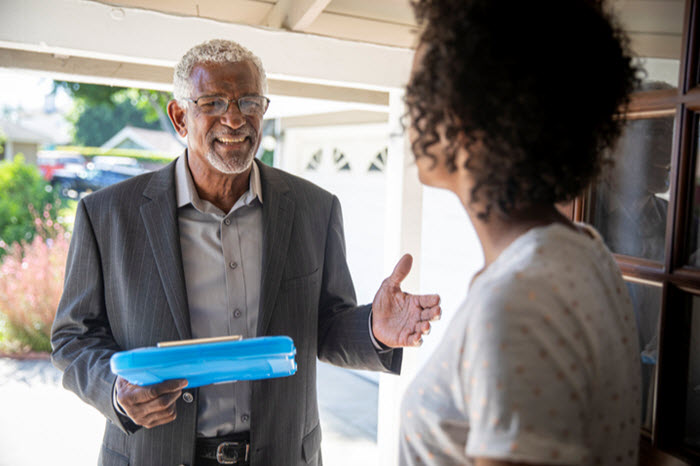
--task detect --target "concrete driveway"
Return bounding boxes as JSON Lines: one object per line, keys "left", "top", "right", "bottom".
{"left": 0, "top": 357, "right": 377, "bottom": 466}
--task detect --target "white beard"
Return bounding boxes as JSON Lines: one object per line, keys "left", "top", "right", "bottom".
{"left": 205, "top": 148, "right": 255, "bottom": 174}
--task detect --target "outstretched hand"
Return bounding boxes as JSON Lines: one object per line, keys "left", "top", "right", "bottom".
{"left": 371, "top": 254, "right": 441, "bottom": 348}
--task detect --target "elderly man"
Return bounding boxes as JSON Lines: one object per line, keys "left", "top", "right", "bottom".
{"left": 51, "top": 39, "right": 440, "bottom": 466}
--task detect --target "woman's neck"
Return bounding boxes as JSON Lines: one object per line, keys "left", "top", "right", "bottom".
{"left": 467, "top": 203, "right": 575, "bottom": 268}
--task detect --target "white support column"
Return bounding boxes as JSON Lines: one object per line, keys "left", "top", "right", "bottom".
{"left": 377, "top": 89, "right": 423, "bottom": 466}
{"left": 5, "top": 140, "right": 14, "bottom": 162}
{"left": 271, "top": 118, "right": 283, "bottom": 170}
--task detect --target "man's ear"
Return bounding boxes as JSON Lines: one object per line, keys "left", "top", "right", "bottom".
{"left": 167, "top": 100, "right": 188, "bottom": 137}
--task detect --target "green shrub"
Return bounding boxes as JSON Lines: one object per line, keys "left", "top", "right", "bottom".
{"left": 0, "top": 155, "right": 60, "bottom": 252}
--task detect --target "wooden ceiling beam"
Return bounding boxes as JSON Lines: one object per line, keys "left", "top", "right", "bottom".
{"left": 264, "top": 0, "right": 332, "bottom": 30}
{"left": 0, "top": 0, "right": 412, "bottom": 90}
{"left": 0, "top": 48, "right": 390, "bottom": 108}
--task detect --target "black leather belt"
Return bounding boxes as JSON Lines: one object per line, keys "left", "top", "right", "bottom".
{"left": 196, "top": 433, "right": 250, "bottom": 465}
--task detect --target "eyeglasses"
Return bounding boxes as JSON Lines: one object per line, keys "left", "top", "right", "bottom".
{"left": 186, "top": 95, "right": 270, "bottom": 117}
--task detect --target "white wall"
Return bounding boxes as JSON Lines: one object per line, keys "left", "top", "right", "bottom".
{"left": 417, "top": 187, "right": 483, "bottom": 368}
{"left": 281, "top": 123, "right": 484, "bottom": 360}
{"left": 280, "top": 124, "right": 390, "bottom": 306}
{"left": 279, "top": 124, "right": 485, "bottom": 465}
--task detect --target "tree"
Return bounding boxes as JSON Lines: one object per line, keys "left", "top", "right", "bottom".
{"left": 67, "top": 98, "right": 159, "bottom": 147}
{"left": 0, "top": 155, "right": 59, "bottom": 252}
{"left": 53, "top": 81, "right": 175, "bottom": 146}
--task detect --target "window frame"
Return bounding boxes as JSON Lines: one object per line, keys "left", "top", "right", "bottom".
{"left": 577, "top": 1, "right": 700, "bottom": 462}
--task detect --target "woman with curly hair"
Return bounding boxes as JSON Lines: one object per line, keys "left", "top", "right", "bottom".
{"left": 399, "top": 1, "right": 642, "bottom": 465}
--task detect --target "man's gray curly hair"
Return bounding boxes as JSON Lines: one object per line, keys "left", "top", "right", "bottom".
{"left": 173, "top": 39, "right": 267, "bottom": 102}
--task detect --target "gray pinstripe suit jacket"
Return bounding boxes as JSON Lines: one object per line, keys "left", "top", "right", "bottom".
{"left": 51, "top": 158, "right": 402, "bottom": 466}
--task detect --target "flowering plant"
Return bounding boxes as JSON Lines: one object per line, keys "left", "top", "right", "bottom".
{"left": 0, "top": 203, "right": 70, "bottom": 353}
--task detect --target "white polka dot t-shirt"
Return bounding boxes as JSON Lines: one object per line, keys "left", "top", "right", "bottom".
{"left": 399, "top": 223, "right": 641, "bottom": 465}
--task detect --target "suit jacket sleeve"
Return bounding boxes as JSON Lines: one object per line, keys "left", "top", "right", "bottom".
{"left": 316, "top": 195, "right": 402, "bottom": 374}
{"left": 50, "top": 199, "right": 137, "bottom": 434}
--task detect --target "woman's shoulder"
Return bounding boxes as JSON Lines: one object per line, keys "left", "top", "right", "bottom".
{"left": 471, "top": 248, "right": 561, "bottom": 306}
{"left": 466, "top": 223, "right": 626, "bottom": 331}
{"left": 465, "top": 266, "right": 553, "bottom": 329}
{"left": 482, "top": 223, "right": 616, "bottom": 285}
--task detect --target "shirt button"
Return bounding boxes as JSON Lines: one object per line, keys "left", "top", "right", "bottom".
{"left": 224, "top": 218, "right": 231, "bottom": 226}
{"left": 182, "top": 392, "right": 194, "bottom": 403}
{"left": 233, "top": 309, "right": 242, "bottom": 318}
{"left": 229, "top": 261, "right": 238, "bottom": 269}
{"left": 241, "top": 414, "right": 249, "bottom": 422}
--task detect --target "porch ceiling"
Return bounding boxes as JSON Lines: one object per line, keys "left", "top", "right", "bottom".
{"left": 0, "top": 0, "right": 686, "bottom": 104}
{"left": 94, "top": 0, "right": 684, "bottom": 58}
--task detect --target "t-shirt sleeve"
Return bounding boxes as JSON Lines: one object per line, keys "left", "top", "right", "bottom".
{"left": 462, "top": 278, "right": 592, "bottom": 464}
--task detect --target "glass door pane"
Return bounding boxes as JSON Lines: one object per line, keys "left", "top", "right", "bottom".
{"left": 624, "top": 281, "right": 663, "bottom": 432}
{"left": 588, "top": 117, "right": 674, "bottom": 261}
{"left": 684, "top": 117, "right": 700, "bottom": 266}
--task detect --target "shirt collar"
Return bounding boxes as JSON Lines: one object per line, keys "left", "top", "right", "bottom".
{"left": 175, "top": 151, "right": 263, "bottom": 212}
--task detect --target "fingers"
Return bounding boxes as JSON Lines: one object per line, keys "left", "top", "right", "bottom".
{"left": 411, "top": 321, "right": 430, "bottom": 343}
{"left": 120, "top": 378, "right": 187, "bottom": 404}
{"left": 141, "top": 407, "right": 178, "bottom": 429}
{"left": 136, "top": 389, "right": 182, "bottom": 413}
{"left": 388, "top": 254, "right": 413, "bottom": 286}
{"left": 116, "top": 378, "right": 187, "bottom": 428}
{"left": 418, "top": 293, "right": 440, "bottom": 308}
{"left": 420, "top": 305, "right": 442, "bottom": 322}
{"left": 408, "top": 331, "right": 423, "bottom": 347}
{"left": 403, "top": 319, "right": 432, "bottom": 347}
{"left": 147, "top": 378, "right": 189, "bottom": 399}
{"left": 417, "top": 321, "right": 431, "bottom": 335}
{"left": 134, "top": 390, "right": 182, "bottom": 428}
{"left": 400, "top": 321, "right": 428, "bottom": 347}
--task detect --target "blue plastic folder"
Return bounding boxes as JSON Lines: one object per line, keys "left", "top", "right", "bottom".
{"left": 110, "top": 336, "right": 297, "bottom": 388}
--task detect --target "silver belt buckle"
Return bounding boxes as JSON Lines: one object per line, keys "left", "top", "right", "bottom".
{"left": 216, "top": 441, "right": 249, "bottom": 464}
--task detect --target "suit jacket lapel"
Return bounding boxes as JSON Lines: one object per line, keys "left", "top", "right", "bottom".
{"left": 140, "top": 161, "right": 192, "bottom": 340}
{"left": 257, "top": 160, "right": 295, "bottom": 335}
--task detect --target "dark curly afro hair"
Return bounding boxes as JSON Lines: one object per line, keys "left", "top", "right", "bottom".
{"left": 407, "top": 0, "right": 641, "bottom": 219}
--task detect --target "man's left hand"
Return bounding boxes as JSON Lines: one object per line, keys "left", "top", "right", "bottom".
{"left": 371, "top": 254, "right": 441, "bottom": 347}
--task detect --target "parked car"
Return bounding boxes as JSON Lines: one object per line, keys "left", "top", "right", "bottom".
{"left": 50, "top": 167, "right": 93, "bottom": 199}
{"left": 89, "top": 156, "right": 141, "bottom": 171}
{"left": 88, "top": 165, "right": 147, "bottom": 188}
{"left": 37, "top": 151, "right": 86, "bottom": 180}
{"left": 51, "top": 164, "right": 149, "bottom": 199}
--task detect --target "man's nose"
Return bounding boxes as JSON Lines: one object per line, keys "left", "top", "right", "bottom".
{"left": 220, "top": 102, "right": 246, "bottom": 129}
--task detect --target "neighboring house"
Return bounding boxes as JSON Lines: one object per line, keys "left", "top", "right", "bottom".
{"left": 20, "top": 110, "right": 72, "bottom": 148}
{"left": 0, "top": 119, "right": 53, "bottom": 165}
{"left": 101, "top": 125, "right": 185, "bottom": 155}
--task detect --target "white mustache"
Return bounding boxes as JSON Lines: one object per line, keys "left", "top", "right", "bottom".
{"left": 211, "top": 130, "right": 254, "bottom": 141}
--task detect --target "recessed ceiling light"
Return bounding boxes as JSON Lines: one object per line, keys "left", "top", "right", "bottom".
{"left": 110, "top": 8, "right": 125, "bottom": 21}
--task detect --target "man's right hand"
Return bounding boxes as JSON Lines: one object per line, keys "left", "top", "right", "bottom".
{"left": 115, "top": 376, "right": 188, "bottom": 429}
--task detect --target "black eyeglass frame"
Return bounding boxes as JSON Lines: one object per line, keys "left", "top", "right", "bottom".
{"left": 186, "top": 94, "right": 270, "bottom": 117}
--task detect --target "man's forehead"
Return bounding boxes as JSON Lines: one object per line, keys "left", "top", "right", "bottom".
{"left": 190, "top": 60, "right": 262, "bottom": 92}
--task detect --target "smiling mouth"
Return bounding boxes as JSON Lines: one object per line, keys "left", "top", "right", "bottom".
{"left": 216, "top": 135, "right": 248, "bottom": 145}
